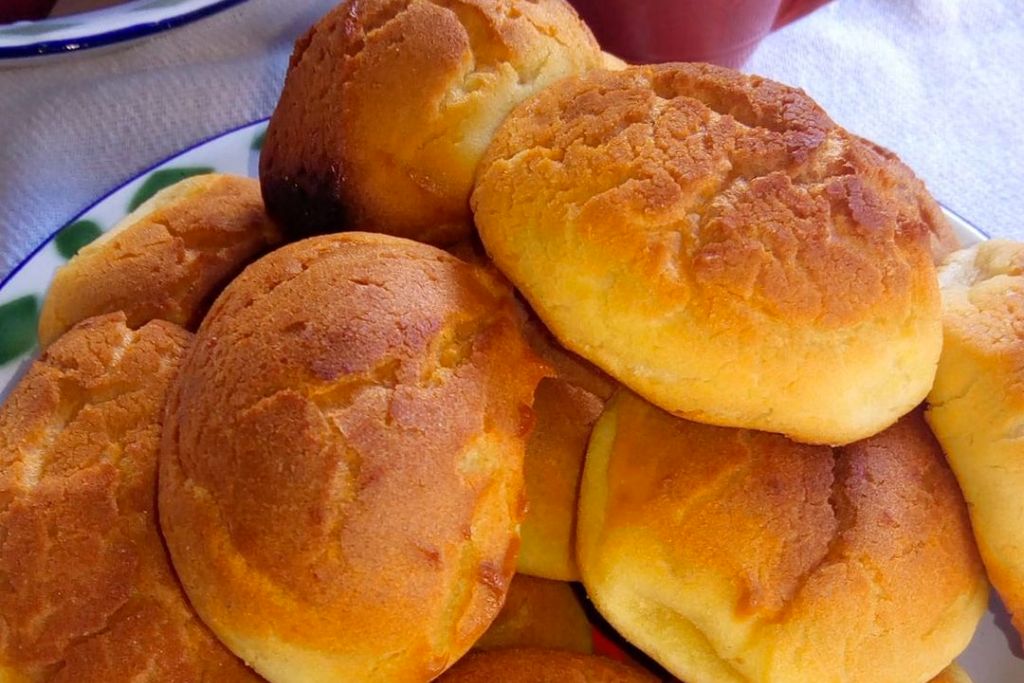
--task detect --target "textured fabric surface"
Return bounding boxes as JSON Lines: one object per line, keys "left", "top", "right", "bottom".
{"left": 0, "top": 0, "right": 1021, "bottom": 279}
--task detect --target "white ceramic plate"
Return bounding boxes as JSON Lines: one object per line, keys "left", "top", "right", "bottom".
{"left": 0, "top": 0, "right": 249, "bottom": 62}
{"left": 0, "top": 119, "right": 1017, "bottom": 681}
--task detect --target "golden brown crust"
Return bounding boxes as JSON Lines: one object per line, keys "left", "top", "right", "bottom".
{"left": 447, "top": 237, "right": 616, "bottom": 403}
{"left": 518, "top": 378, "right": 602, "bottom": 581}
{"left": 0, "top": 313, "right": 258, "bottom": 682}
{"left": 260, "top": 0, "right": 602, "bottom": 244}
{"left": 577, "top": 390, "right": 987, "bottom": 683}
{"left": 473, "top": 63, "right": 943, "bottom": 444}
{"left": 159, "top": 233, "right": 548, "bottom": 683}
{"left": 438, "top": 648, "right": 658, "bottom": 682}
{"left": 850, "top": 134, "right": 960, "bottom": 262}
{"left": 927, "top": 240, "right": 1024, "bottom": 647}
{"left": 447, "top": 236, "right": 610, "bottom": 582}
{"left": 474, "top": 575, "right": 592, "bottom": 654}
{"left": 38, "top": 174, "right": 281, "bottom": 348}
{"left": 521, "top": 315, "right": 614, "bottom": 402}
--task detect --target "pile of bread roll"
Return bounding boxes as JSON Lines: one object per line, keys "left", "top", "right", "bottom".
{"left": 2, "top": 1, "right": 1021, "bottom": 681}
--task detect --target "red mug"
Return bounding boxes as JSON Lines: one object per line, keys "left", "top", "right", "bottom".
{"left": 0, "top": 0, "right": 59, "bottom": 24}
{"left": 571, "top": 0, "right": 832, "bottom": 68}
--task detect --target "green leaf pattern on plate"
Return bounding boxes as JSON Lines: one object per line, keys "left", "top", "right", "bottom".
{"left": 0, "top": 295, "right": 39, "bottom": 366}
{"left": 0, "top": 122, "right": 270, "bottom": 377}
{"left": 55, "top": 220, "right": 103, "bottom": 260}
{"left": 128, "top": 167, "right": 214, "bottom": 211}
{"left": 251, "top": 130, "right": 267, "bottom": 151}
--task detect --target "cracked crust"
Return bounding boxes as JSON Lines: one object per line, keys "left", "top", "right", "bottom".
{"left": 0, "top": 313, "right": 259, "bottom": 682}
{"left": 437, "top": 648, "right": 658, "bottom": 682}
{"left": 259, "top": 0, "right": 602, "bottom": 244}
{"left": 926, "top": 240, "right": 1024, "bottom": 647}
{"left": 473, "top": 63, "right": 944, "bottom": 444}
{"left": 159, "top": 233, "right": 548, "bottom": 683}
{"left": 473, "top": 575, "right": 592, "bottom": 653}
{"left": 38, "top": 174, "right": 282, "bottom": 348}
{"left": 576, "top": 390, "right": 988, "bottom": 683}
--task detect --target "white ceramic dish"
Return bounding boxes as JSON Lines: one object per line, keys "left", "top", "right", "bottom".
{"left": 0, "top": 119, "right": 1017, "bottom": 681}
{"left": 0, "top": 0, "right": 248, "bottom": 62}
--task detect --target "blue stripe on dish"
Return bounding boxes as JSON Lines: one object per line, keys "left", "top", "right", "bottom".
{"left": 0, "top": 0, "right": 249, "bottom": 60}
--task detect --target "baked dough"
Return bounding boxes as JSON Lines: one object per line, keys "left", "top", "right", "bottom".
{"left": 159, "top": 233, "right": 547, "bottom": 683}
{"left": 473, "top": 63, "right": 945, "bottom": 445}
{"left": 577, "top": 390, "right": 988, "bottom": 683}
{"left": 0, "top": 313, "right": 258, "bottom": 682}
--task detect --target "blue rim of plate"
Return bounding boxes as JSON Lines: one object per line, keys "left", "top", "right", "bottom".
{"left": 0, "top": 116, "right": 265, "bottom": 291}
{"left": 0, "top": 0, "right": 250, "bottom": 60}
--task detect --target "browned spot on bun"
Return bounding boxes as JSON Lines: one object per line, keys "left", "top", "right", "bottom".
{"left": 437, "top": 648, "right": 658, "bottom": 681}
{"left": 577, "top": 390, "right": 987, "bottom": 683}
{"left": 260, "top": 0, "right": 602, "bottom": 244}
{"left": 38, "top": 174, "right": 281, "bottom": 348}
{"left": 927, "top": 240, "right": 1024, "bottom": 648}
{"left": 159, "top": 233, "right": 548, "bottom": 683}
{"left": 0, "top": 313, "right": 259, "bottom": 682}
{"left": 850, "top": 134, "right": 960, "bottom": 261}
{"left": 473, "top": 63, "right": 943, "bottom": 444}
{"left": 474, "top": 574, "right": 592, "bottom": 653}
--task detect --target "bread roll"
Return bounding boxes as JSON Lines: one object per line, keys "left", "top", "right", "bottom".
{"left": 260, "top": 0, "right": 603, "bottom": 245}
{"left": 518, "top": 377, "right": 603, "bottom": 581}
{"left": 577, "top": 390, "right": 988, "bottom": 683}
{"left": 473, "top": 63, "right": 944, "bottom": 445}
{"left": 521, "top": 315, "right": 615, "bottom": 404}
{"left": 930, "top": 664, "right": 973, "bottom": 683}
{"left": 38, "top": 174, "right": 281, "bottom": 347}
{"left": 437, "top": 648, "right": 658, "bottom": 682}
{"left": 474, "top": 575, "right": 592, "bottom": 653}
{"left": 447, "top": 237, "right": 612, "bottom": 580}
{"left": 159, "top": 233, "right": 548, "bottom": 683}
{"left": 0, "top": 313, "right": 258, "bottom": 682}
{"left": 926, "top": 240, "right": 1024, "bottom": 646}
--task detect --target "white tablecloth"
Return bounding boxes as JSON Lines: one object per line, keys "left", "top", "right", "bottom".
{"left": 1, "top": 0, "right": 1021, "bottom": 278}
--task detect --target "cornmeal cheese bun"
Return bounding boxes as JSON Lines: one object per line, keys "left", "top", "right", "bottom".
{"left": 927, "top": 241, "right": 1024, "bottom": 645}
{"left": 38, "top": 174, "right": 281, "bottom": 347}
{"left": 473, "top": 63, "right": 944, "bottom": 445}
{"left": 931, "top": 664, "right": 973, "bottom": 683}
{"left": 518, "top": 376, "right": 604, "bottom": 581}
{"left": 577, "top": 390, "right": 988, "bottom": 683}
{"left": 447, "top": 237, "right": 613, "bottom": 580}
{"left": 437, "top": 648, "right": 657, "bottom": 682}
{"left": 260, "top": 0, "right": 603, "bottom": 245}
{"left": 159, "top": 233, "right": 548, "bottom": 683}
{"left": 522, "top": 315, "right": 615, "bottom": 404}
{"left": 474, "top": 575, "right": 592, "bottom": 654}
{"left": 0, "top": 313, "right": 258, "bottom": 682}
{"left": 518, "top": 309, "right": 613, "bottom": 581}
